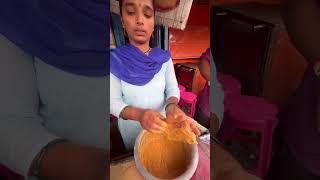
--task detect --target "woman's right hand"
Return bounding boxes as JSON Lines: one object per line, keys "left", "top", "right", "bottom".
{"left": 138, "top": 109, "right": 167, "bottom": 133}
{"left": 211, "top": 113, "right": 220, "bottom": 135}
{"left": 30, "top": 143, "right": 107, "bottom": 180}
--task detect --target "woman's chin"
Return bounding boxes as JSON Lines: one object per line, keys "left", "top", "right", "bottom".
{"left": 132, "top": 37, "right": 149, "bottom": 45}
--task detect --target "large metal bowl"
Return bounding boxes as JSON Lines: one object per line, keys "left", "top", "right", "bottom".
{"left": 134, "top": 130, "right": 199, "bottom": 180}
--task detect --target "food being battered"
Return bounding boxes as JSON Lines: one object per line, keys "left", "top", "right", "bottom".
{"left": 163, "top": 116, "right": 197, "bottom": 144}
{"left": 139, "top": 131, "right": 192, "bottom": 179}
{"left": 138, "top": 117, "right": 196, "bottom": 179}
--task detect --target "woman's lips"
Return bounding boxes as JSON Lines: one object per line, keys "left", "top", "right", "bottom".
{"left": 134, "top": 29, "right": 146, "bottom": 36}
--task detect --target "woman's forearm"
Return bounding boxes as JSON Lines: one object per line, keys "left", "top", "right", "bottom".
{"left": 120, "top": 106, "right": 146, "bottom": 122}
{"left": 29, "top": 143, "right": 107, "bottom": 180}
{"left": 166, "top": 96, "right": 179, "bottom": 105}
{"left": 164, "top": 96, "right": 179, "bottom": 112}
{"left": 199, "top": 59, "right": 211, "bottom": 81}
{"left": 119, "top": 97, "right": 180, "bottom": 122}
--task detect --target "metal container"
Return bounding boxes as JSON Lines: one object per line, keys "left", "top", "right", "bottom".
{"left": 134, "top": 130, "right": 199, "bottom": 180}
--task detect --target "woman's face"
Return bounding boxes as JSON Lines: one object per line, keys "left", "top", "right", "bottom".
{"left": 121, "top": 0, "right": 155, "bottom": 45}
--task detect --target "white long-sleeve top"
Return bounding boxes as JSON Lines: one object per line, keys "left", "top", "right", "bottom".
{"left": 110, "top": 59, "right": 180, "bottom": 150}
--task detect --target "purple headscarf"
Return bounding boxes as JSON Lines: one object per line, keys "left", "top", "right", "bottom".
{"left": 110, "top": 43, "right": 171, "bottom": 86}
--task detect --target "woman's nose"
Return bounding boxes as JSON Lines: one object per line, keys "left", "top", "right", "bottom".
{"left": 136, "top": 13, "right": 144, "bottom": 25}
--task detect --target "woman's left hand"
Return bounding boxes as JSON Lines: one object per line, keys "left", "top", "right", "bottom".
{"left": 166, "top": 104, "right": 201, "bottom": 136}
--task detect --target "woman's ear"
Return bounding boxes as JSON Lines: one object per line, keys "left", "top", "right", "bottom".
{"left": 121, "top": 20, "right": 127, "bottom": 34}
{"left": 121, "top": 17, "right": 124, "bottom": 28}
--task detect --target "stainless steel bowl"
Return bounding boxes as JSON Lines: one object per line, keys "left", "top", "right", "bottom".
{"left": 134, "top": 130, "right": 199, "bottom": 180}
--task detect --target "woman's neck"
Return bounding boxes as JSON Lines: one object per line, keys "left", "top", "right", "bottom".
{"left": 129, "top": 41, "right": 151, "bottom": 54}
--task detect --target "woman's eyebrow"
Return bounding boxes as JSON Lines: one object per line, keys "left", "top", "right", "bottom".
{"left": 124, "top": 2, "right": 135, "bottom": 9}
{"left": 143, "top": 4, "right": 154, "bottom": 12}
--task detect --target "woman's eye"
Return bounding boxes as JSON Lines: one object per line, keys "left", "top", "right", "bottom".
{"left": 125, "top": 7, "right": 135, "bottom": 15}
{"left": 144, "top": 11, "right": 153, "bottom": 18}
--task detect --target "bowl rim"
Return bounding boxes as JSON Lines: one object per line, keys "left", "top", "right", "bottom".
{"left": 134, "top": 130, "right": 199, "bottom": 180}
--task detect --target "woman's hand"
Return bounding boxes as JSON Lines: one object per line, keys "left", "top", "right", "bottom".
{"left": 165, "top": 103, "right": 185, "bottom": 119}
{"left": 211, "top": 113, "right": 220, "bottom": 135}
{"left": 29, "top": 143, "right": 107, "bottom": 180}
{"left": 166, "top": 104, "right": 201, "bottom": 136}
{"left": 138, "top": 109, "right": 167, "bottom": 133}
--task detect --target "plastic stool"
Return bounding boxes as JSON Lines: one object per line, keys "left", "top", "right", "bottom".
{"left": 178, "top": 84, "right": 186, "bottom": 95}
{"left": 217, "top": 73, "right": 242, "bottom": 131}
{"left": 218, "top": 73, "right": 242, "bottom": 101}
{"left": 179, "top": 92, "right": 197, "bottom": 118}
{"left": 219, "top": 95, "right": 278, "bottom": 178}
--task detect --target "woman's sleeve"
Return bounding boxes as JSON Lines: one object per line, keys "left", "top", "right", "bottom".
{"left": 210, "top": 52, "right": 224, "bottom": 123}
{"left": 110, "top": 73, "right": 129, "bottom": 118}
{"left": 164, "top": 59, "right": 180, "bottom": 101}
{"left": 0, "top": 35, "right": 59, "bottom": 179}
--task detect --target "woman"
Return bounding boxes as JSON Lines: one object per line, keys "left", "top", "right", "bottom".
{"left": 110, "top": 0, "right": 200, "bottom": 151}
{"left": 0, "top": 1, "right": 108, "bottom": 180}
{"left": 267, "top": 0, "right": 320, "bottom": 179}
{"left": 196, "top": 48, "right": 224, "bottom": 134}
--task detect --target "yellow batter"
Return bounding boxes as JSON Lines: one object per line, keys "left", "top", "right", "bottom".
{"left": 138, "top": 117, "right": 197, "bottom": 179}
{"left": 163, "top": 117, "right": 197, "bottom": 144}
